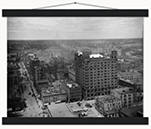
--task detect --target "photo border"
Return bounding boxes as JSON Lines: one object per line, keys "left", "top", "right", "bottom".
{"left": 2, "top": 9, "right": 149, "bottom": 125}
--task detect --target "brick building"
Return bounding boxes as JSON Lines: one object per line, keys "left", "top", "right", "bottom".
{"left": 75, "top": 50, "right": 118, "bottom": 100}
{"left": 118, "top": 71, "right": 143, "bottom": 84}
{"left": 95, "top": 95, "right": 122, "bottom": 117}
{"left": 111, "top": 87, "right": 134, "bottom": 108}
{"left": 40, "top": 84, "right": 67, "bottom": 104}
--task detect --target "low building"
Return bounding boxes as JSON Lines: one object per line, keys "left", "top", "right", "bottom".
{"left": 111, "top": 87, "right": 134, "bottom": 108}
{"left": 118, "top": 61, "right": 131, "bottom": 72}
{"left": 40, "top": 83, "right": 67, "bottom": 104}
{"left": 119, "top": 78, "right": 135, "bottom": 87}
{"left": 66, "top": 100, "right": 104, "bottom": 117}
{"left": 66, "top": 82, "right": 82, "bottom": 102}
{"left": 120, "top": 105, "right": 143, "bottom": 117}
{"left": 37, "top": 80, "right": 50, "bottom": 93}
{"left": 118, "top": 71, "right": 143, "bottom": 84}
{"left": 95, "top": 95, "right": 122, "bottom": 117}
{"left": 47, "top": 103, "right": 77, "bottom": 117}
{"left": 47, "top": 101, "right": 103, "bottom": 117}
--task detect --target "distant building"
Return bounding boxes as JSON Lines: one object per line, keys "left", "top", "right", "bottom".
{"left": 8, "top": 62, "right": 22, "bottom": 100}
{"left": 36, "top": 80, "right": 50, "bottom": 93}
{"left": 65, "top": 82, "right": 82, "bottom": 102}
{"left": 75, "top": 50, "right": 118, "bottom": 100}
{"left": 27, "top": 56, "right": 52, "bottom": 93}
{"left": 67, "top": 66, "right": 76, "bottom": 81}
{"left": 133, "top": 92, "right": 143, "bottom": 103}
{"left": 118, "top": 71, "right": 143, "bottom": 91}
{"left": 111, "top": 87, "right": 134, "bottom": 108}
{"left": 118, "top": 71, "right": 143, "bottom": 84}
{"left": 31, "top": 60, "right": 49, "bottom": 90}
{"left": 27, "top": 56, "right": 40, "bottom": 79}
{"left": 35, "top": 66, "right": 48, "bottom": 83}
{"left": 7, "top": 52, "right": 25, "bottom": 111}
{"left": 8, "top": 52, "right": 19, "bottom": 63}
{"left": 95, "top": 95, "right": 122, "bottom": 117}
{"left": 118, "top": 61, "right": 131, "bottom": 72}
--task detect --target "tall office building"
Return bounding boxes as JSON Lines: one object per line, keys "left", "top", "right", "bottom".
{"left": 75, "top": 50, "right": 118, "bottom": 100}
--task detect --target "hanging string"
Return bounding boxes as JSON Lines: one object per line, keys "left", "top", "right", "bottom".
{"left": 34, "top": 2, "right": 75, "bottom": 9}
{"left": 75, "top": 2, "right": 117, "bottom": 9}
{"left": 33, "top": 2, "right": 118, "bottom": 10}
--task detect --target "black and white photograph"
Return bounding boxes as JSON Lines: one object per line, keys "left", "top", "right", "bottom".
{"left": 7, "top": 17, "right": 144, "bottom": 118}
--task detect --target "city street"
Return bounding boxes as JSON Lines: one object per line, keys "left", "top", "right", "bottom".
{"left": 19, "top": 61, "right": 49, "bottom": 117}
{"left": 20, "top": 81, "right": 43, "bottom": 117}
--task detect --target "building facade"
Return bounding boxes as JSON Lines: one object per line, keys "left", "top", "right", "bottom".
{"left": 111, "top": 87, "right": 134, "bottom": 108}
{"left": 66, "top": 82, "right": 82, "bottom": 102}
{"left": 8, "top": 62, "right": 22, "bottom": 100}
{"left": 67, "top": 66, "right": 76, "bottom": 81}
{"left": 41, "top": 86, "right": 67, "bottom": 104}
{"left": 75, "top": 50, "right": 118, "bottom": 100}
{"left": 118, "top": 71, "right": 143, "bottom": 84}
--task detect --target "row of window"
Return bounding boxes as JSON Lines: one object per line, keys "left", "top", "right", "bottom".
{"left": 84, "top": 79, "right": 117, "bottom": 83}
{"left": 84, "top": 71, "right": 117, "bottom": 74}
{"left": 87, "top": 88, "right": 112, "bottom": 92}
{"left": 87, "top": 91, "right": 110, "bottom": 97}
{"left": 85, "top": 85, "right": 117, "bottom": 89}
{"left": 84, "top": 75, "right": 117, "bottom": 79}
{"left": 83, "top": 61, "right": 116, "bottom": 66}
{"left": 84, "top": 67, "right": 116, "bottom": 71}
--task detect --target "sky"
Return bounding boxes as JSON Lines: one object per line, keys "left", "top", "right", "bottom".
{"left": 8, "top": 17, "right": 143, "bottom": 40}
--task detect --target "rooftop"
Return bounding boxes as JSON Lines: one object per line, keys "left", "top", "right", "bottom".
{"left": 66, "top": 100, "right": 104, "bottom": 117}
{"left": 66, "top": 82, "right": 80, "bottom": 89}
{"left": 112, "top": 87, "right": 134, "bottom": 94}
{"left": 119, "top": 78, "right": 134, "bottom": 84}
{"left": 38, "top": 82, "right": 50, "bottom": 90}
{"left": 47, "top": 100, "right": 103, "bottom": 117}
{"left": 77, "top": 51, "right": 83, "bottom": 56}
{"left": 41, "top": 81, "right": 67, "bottom": 97}
{"left": 119, "top": 71, "right": 142, "bottom": 77}
{"left": 96, "top": 95, "right": 120, "bottom": 103}
{"left": 47, "top": 103, "right": 76, "bottom": 117}
{"left": 89, "top": 54, "right": 104, "bottom": 58}
{"left": 76, "top": 50, "right": 116, "bottom": 60}
{"left": 42, "top": 87, "right": 66, "bottom": 96}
